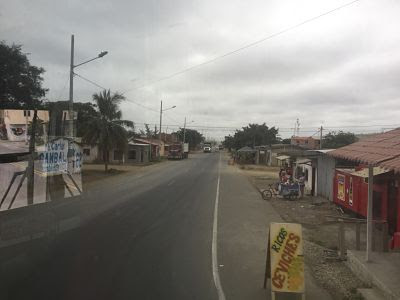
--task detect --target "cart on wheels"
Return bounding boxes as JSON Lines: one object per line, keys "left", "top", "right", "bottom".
{"left": 278, "top": 182, "right": 300, "bottom": 200}
{"left": 261, "top": 182, "right": 300, "bottom": 200}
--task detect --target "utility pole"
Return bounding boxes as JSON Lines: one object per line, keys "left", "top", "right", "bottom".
{"left": 159, "top": 100, "right": 162, "bottom": 159}
{"left": 366, "top": 165, "right": 374, "bottom": 262}
{"left": 183, "top": 117, "right": 187, "bottom": 143}
{"left": 69, "top": 34, "right": 74, "bottom": 138}
{"left": 320, "top": 125, "right": 323, "bottom": 149}
{"left": 27, "top": 109, "right": 37, "bottom": 205}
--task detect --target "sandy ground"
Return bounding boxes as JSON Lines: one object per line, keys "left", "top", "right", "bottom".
{"left": 236, "top": 162, "right": 369, "bottom": 300}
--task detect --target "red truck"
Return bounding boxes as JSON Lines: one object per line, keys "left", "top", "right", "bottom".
{"left": 168, "top": 143, "right": 189, "bottom": 159}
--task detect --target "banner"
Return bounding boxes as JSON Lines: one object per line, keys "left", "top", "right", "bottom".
{"left": 269, "top": 222, "right": 304, "bottom": 293}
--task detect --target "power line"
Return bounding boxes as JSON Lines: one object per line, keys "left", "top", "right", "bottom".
{"left": 122, "top": 0, "right": 361, "bottom": 94}
{"left": 73, "top": 71, "right": 164, "bottom": 114}
{"left": 74, "top": 72, "right": 107, "bottom": 90}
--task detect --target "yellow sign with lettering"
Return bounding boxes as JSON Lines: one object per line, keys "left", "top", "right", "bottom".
{"left": 269, "top": 222, "right": 304, "bottom": 293}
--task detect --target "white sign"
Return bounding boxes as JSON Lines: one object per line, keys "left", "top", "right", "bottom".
{"left": 37, "top": 138, "right": 68, "bottom": 175}
{"left": 68, "top": 141, "right": 83, "bottom": 174}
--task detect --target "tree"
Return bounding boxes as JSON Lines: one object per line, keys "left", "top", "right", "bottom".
{"left": 83, "top": 90, "right": 133, "bottom": 172}
{"left": 323, "top": 131, "right": 357, "bottom": 149}
{"left": 281, "top": 138, "right": 292, "bottom": 145}
{"left": 0, "top": 41, "right": 48, "bottom": 109}
{"left": 223, "top": 123, "right": 279, "bottom": 150}
{"left": 222, "top": 135, "right": 235, "bottom": 150}
{"left": 174, "top": 128, "right": 204, "bottom": 149}
{"left": 44, "top": 100, "right": 98, "bottom": 137}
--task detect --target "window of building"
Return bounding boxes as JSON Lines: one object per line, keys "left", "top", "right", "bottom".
{"left": 83, "top": 148, "right": 90, "bottom": 156}
{"left": 23, "top": 110, "right": 31, "bottom": 117}
{"left": 114, "top": 150, "right": 123, "bottom": 161}
{"left": 128, "top": 150, "right": 136, "bottom": 159}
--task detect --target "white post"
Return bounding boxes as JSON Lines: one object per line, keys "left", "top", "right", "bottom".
{"left": 366, "top": 165, "right": 374, "bottom": 261}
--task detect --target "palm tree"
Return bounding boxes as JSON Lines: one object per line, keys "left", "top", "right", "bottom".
{"left": 83, "top": 89, "right": 133, "bottom": 172}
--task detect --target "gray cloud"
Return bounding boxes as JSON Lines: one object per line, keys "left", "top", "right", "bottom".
{"left": 1, "top": 0, "right": 400, "bottom": 139}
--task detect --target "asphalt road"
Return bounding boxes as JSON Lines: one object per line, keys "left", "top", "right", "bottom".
{"left": 3, "top": 152, "right": 331, "bottom": 300}
{"left": 6, "top": 153, "right": 221, "bottom": 300}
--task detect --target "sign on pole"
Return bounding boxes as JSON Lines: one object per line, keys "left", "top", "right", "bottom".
{"left": 67, "top": 140, "right": 83, "bottom": 174}
{"left": 264, "top": 222, "right": 305, "bottom": 299}
{"left": 37, "top": 138, "right": 68, "bottom": 175}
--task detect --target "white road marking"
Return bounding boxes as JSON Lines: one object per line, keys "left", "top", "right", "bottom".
{"left": 212, "top": 153, "right": 226, "bottom": 300}
{"left": 167, "top": 179, "right": 175, "bottom": 186}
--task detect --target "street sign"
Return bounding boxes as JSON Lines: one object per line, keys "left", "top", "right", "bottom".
{"left": 264, "top": 222, "right": 305, "bottom": 299}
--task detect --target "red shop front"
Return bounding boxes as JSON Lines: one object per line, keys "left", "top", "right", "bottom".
{"left": 333, "top": 167, "right": 400, "bottom": 246}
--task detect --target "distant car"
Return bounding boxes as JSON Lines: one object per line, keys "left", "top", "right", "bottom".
{"left": 203, "top": 146, "right": 211, "bottom": 153}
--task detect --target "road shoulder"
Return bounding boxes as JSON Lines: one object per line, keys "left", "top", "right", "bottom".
{"left": 217, "top": 154, "right": 332, "bottom": 300}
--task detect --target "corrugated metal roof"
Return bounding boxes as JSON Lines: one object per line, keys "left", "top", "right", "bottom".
{"left": 328, "top": 128, "right": 400, "bottom": 172}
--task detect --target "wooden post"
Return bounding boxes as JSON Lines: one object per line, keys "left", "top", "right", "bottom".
{"left": 339, "top": 219, "right": 346, "bottom": 259}
{"left": 356, "top": 222, "right": 361, "bottom": 251}
{"left": 366, "top": 166, "right": 373, "bottom": 262}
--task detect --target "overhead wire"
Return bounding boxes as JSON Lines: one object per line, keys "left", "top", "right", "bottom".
{"left": 121, "top": 0, "right": 361, "bottom": 94}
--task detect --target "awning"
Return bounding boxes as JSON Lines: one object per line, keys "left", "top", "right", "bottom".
{"left": 276, "top": 155, "right": 290, "bottom": 160}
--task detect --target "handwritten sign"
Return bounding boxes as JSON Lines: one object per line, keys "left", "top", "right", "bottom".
{"left": 37, "top": 138, "right": 68, "bottom": 175}
{"left": 67, "top": 141, "right": 83, "bottom": 174}
{"left": 269, "top": 222, "right": 304, "bottom": 293}
{"left": 337, "top": 174, "right": 345, "bottom": 201}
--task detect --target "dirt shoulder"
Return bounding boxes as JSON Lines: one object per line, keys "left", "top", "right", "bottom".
{"left": 82, "top": 159, "right": 169, "bottom": 186}
{"left": 237, "top": 163, "right": 367, "bottom": 300}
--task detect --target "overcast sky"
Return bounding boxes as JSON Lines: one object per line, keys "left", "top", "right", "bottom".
{"left": 1, "top": 0, "right": 400, "bottom": 139}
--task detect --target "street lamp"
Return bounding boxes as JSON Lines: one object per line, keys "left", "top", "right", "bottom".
{"left": 183, "top": 117, "right": 194, "bottom": 143}
{"left": 68, "top": 34, "right": 108, "bottom": 137}
{"left": 158, "top": 100, "right": 176, "bottom": 158}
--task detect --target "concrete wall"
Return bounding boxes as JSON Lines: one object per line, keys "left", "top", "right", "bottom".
{"left": 1, "top": 110, "right": 49, "bottom": 142}
{"left": 126, "top": 145, "right": 150, "bottom": 164}
{"left": 317, "top": 154, "right": 336, "bottom": 201}
{"left": 0, "top": 197, "right": 82, "bottom": 249}
{"left": 82, "top": 145, "right": 99, "bottom": 163}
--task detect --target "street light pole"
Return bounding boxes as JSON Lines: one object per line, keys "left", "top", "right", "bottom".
{"left": 159, "top": 100, "right": 163, "bottom": 158}
{"left": 68, "top": 34, "right": 108, "bottom": 138}
{"left": 68, "top": 34, "right": 75, "bottom": 137}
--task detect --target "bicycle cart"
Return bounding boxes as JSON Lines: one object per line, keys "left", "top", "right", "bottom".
{"left": 262, "top": 182, "right": 299, "bottom": 200}
{"left": 279, "top": 182, "right": 300, "bottom": 200}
